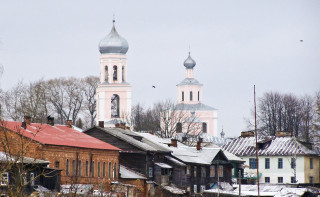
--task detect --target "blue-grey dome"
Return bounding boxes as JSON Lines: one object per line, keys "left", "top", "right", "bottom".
{"left": 99, "top": 22, "right": 129, "bottom": 54}
{"left": 184, "top": 53, "right": 196, "bottom": 69}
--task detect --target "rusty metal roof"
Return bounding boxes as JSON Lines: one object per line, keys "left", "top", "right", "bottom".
{"left": 2, "top": 121, "right": 120, "bottom": 151}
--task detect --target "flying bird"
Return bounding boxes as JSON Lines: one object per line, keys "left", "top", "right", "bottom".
{"left": 152, "top": 86, "right": 156, "bottom": 88}
{"left": 300, "top": 40, "right": 303, "bottom": 42}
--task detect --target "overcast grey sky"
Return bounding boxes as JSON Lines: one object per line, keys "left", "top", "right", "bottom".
{"left": 1, "top": 0, "right": 319, "bottom": 137}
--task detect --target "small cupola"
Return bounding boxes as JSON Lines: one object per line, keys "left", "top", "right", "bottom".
{"left": 184, "top": 52, "right": 196, "bottom": 69}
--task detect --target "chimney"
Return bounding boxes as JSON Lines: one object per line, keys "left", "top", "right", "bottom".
{"left": 196, "top": 138, "right": 202, "bottom": 151}
{"left": 276, "top": 131, "right": 291, "bottom": 137}
{"left": 98, "top": 121, "right": 104, "bottom": 128}
{"left": 171, "top": 139, "right": 178, "bottom": 147}
{"left": 47, "top": 116, "right": 54, "bottom": 126}
{"left": 66, "top": 120, "right": 72, "bottom": 128}
{"left": 21, "top": 122, "right": 27, "bottom": 129}
{"left": 241, "top": 131, "right": 254, "bottom": 137}
{"left": 24, "top": 116, "right": 31, "bottom": 125}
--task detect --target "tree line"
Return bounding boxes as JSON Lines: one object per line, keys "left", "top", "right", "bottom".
{"left": 0, "top": 76, "right": 99, "bottom": 129}
{"left": 247, "top": 91, "right": 320, "bottom": 143}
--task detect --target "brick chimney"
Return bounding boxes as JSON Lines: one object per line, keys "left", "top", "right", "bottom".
{"left": 241, "top": 131, "right": 254, "bottom": 137}
{"left": 196, "top": 138, "right": 203, "bottom": 151}
{"left": 98, "top": 121, "right": 104, "bottom": 128}
{"left": 47, "top": 116, "right": 54, "bottom": 126}
{"left": 171, "top": 139, "right": 178, "bottom": 147}
{"left": 66, "top": 120, "right": 72, "bottom": 128}
{"left": 275, "top": 131, "right": 291, "bottom": 137}
{"left": 21, "top": 122, "right": 27, "bottom": 129}
{"left": 24, "top": 116, "right": 31, "bottom": 125}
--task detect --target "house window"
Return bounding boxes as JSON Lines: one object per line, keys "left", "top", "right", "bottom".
{"left": 23, "top": 173, "right": 27, "bottom": 185}
{"left": 218, "top": 165, "right": 223, "bottom": 177}
{"left": 78, "top": 160, "right": 82, "bottom": 177}
{"left": 310, "top": 158, "right": 313, "bottom": 169}
{"left": 91, "top": 161, "right": 95, "bottom": 177}
{"left": 103, "top": 162, "right": 106, "bottom": 178}
{"left": 265, "top": 158, "right": 270, "bottom": 169}
{"left": 1, "top": 172, "right": 9, "bottom": 186}
{"left": 210, "top": 166, "right": 215, "bottom": 177}
{"left": 278, "top": 158, "right": 283, "bottom": 169}
{"left": 66, "top": 159, "right": 69, "bottom": 176}
{"left": 186, "top": 166, "right": 190, "bottom": 175}
{"left": 194, "top": 185, "right": 197, "bottom": 193}
{"left": 182, "top": 91, "right": 184, "bottom": 101}
{"left": 202, "top": 123, "right": 207, "bottom": 133}
{"left": 86, "top": 161, "right": 89, "bottom": 177}
{"left": 55, "top": 161, "right": 60, "bottom": 169}
{"left": 113, "top": 65, "right": 117, "bottom": 81}
{"left": 176, "top": 123, "right": 182, "bottom": 133}
{"left": 265, "top": 177, "right": 270, "bottom": 183}
{"left": 201, "top": 167, "right": 206, "bottom": 177}
{"left": 111, "top": 94, "right": 120, "bottom": 118}
{"left": 148, "top": 167, "right": 153, "bottom": 177}
{"left": 109, "top": 162, "right": 112, "bottom": 179}
{"left": 198, "top": 91, "right": 200, "bottom": 101}
{"left": 278, "top": 177, "right": 283, "bottom": 183}
{"left": 291, "top": 158, "right": 296, "bottom": 169}
{"left": 30, "top": 172, "right": 35, "bottom": 186}
{"left": 291, "top": 177, "right": 296, "bottom": 183}
{"left": 249, "top": 158, "right": 256, "bottom": 169}
{"left": 72, "top": 160, "right": 76, "bottom": 176}
{"left": 310, "top": 176, "right": 313, "bottom": 184}
{"left": 98, "top": 162, "right": 101, "bottom": 177}
{"left": 200, "top": 185, "right": 205, "bottom": 193}
{"left": 194, "top": 166, "right": 197, "bottom": 177}
{"left": 113, "top": 163, "right": 117, "bottom": 179}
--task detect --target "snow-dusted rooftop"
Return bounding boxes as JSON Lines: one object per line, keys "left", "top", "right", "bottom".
{"left": 119, "top": 165, "right": 147, "bottom": 180}
{"left": 222, "top": 136, "right": 319, "bottom": 156}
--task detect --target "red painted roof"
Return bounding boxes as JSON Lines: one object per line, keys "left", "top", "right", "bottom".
{"left": 2, "top": 121, "right": 120, "bottom": 151}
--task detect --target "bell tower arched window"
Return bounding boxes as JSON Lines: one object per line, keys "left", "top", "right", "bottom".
{"left": 198, "top": 91, "right": 200, "bottom": 101}
{"left": 111, "top": 94, "right": 120, "bottom": 118}
{"left": 122, "top": 66, "right": 125, "bottom": 82}
{"left": 105, "top": 66, "right": 108, "bottom": 81}
{"left": 176, "top": 122, "right": 182, "bottom": 133}
{"left": 190, "top": 91, "right": 193, "bottom": 101}
{"left": 113, "top": 65, "right": 117, "bottom": 81}
{"left": 182, "top": 91, "right": 184, "bottom": 101}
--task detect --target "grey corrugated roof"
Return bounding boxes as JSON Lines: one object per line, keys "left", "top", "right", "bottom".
{"left": 177, "top": 78, "right": 202, "bottom": 86}
{"left": 137, "top": 133, "right": 231, "bottom": 165}
{"left": 165, "top": 156, "right": 186, "bottom": 166}
{"left": 120, "top": 165, "right": 147, "bottom": 179}
{"left": 175, "top": 103, "right": 217, "bottom": 111}
{"left": 100, "top": 127, "right": 158, "bottom": 152}
{"left": 222, "top": 136, "right": 319, "bottom": 156}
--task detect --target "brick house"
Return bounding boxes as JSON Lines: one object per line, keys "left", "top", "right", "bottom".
{"left": 0, "top": 118, "right": 120, "bottom": 191}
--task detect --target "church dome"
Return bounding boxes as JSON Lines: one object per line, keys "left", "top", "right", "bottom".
{"left": 184, "top": 53, "right": 196, "bottom": 69}
{"left": 99, "top": 21, "right": 129, "bottom": 54}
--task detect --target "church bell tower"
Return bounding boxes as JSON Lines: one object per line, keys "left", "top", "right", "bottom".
{"left": 96, "top": 20, "right": 132, "bottom": 126}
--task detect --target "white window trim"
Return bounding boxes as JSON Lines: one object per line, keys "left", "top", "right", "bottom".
{"left": 1, "top": 172, "right": 9, "bottom": 186}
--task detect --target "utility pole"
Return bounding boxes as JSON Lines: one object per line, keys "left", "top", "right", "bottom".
{"left": 254, "top": 85, "right": 260, "bottom": 197}
{"left": 239, "top": 169, "right": 241, "bottom": 197}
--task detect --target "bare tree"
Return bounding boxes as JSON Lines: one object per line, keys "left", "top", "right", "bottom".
{"left": 247, "top": 91, "right": 317, "bottom": 142}
{"left": 82, "top": 76, "right": 99, "bottom": 128}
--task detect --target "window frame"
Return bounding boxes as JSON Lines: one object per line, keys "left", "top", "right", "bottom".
{"left": 1, "top": 172, "right": 9, "bottom": 186}
{"left": 249, "top": 158, "right": 256, "bottom": 169}
{"left": 310, "top": 158, "right": 313, "bottom": 169}
{"left": 265, "top": 177, "right": 270, "bottom": 183}
{"left": 265, "top": 158, "right": 270, "bottom": 169}
{"left": 278, "top": 177, "right": 283, "bottom": 183}
{"left": 210, "top": 165, "right": 215, "bottom": 177}
{"left": 278, "top": 158, "right": 283, "bottom": 169}
{"left": 218, "top": 165, "right": 223, "bottom": 177}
